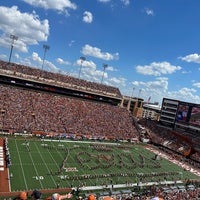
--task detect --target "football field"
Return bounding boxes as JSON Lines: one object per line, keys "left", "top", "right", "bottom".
{"left": 8, "top": 137, "right": 199, "bottom": 192}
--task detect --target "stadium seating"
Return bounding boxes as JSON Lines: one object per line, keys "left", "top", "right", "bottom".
{"left": 0, "top": 84, "right": 138, "bottom": 140}
{"left": 1, "top": 60, "right": 200, "bottom": 199}
{"left": 0, "top": 60, "right": 122, "bottom": 98}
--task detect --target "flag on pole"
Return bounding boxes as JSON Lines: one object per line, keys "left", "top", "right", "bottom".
{"left": 147, "top": 96, "right": 151, "bottom": 104}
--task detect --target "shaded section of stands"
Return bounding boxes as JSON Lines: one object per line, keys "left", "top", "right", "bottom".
{"left": 138, "top": 119, "right": 200, "bottom": 174}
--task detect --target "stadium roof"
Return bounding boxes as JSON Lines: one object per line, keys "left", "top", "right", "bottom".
{"left": 143, "top": 104, "right": 161, "bottom": 111}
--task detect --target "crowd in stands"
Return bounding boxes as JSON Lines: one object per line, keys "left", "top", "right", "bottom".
{"left": 190, "top": 151, "right": 200, "bottom": 163}
{"left": 0, "top": 84, "right": 138, "bottom": 140}
{"left": 138, "top": 119, "right": 200, "bottom": 173}
{"left": 12, "top": 186, "right": 200, "bottom": 200}
{"left": 133, "top": 187, "right": 200, "bottom": 199}
{"left": 0, "top": 60, "right": 122, "bottom": 98}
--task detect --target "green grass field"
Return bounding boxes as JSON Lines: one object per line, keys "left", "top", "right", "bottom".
{"left": 8, "top": 137, "right": 199, "bottom": 192}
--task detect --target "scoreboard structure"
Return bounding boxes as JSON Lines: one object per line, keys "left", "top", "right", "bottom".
{"left": 159, "top": 98, "right": 200, "bottom": 152}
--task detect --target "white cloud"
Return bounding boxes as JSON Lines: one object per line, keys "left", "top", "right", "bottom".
{"left": 145, "top": 8, "right": 154, "bottom": 16}
{"left": 167, "top": 87, "right": 200, "bottom": 103}
{"left": 193, "top": 82, "right": 200, "bottom": 88}
{"left": 182, "top": 70, "right": 191, "bottom": 74}
{"left": 132, "top": 77, "right": 168, "bottom": 91}
{"left": 83, "top": 11, "right": 93, "bottom": 23}
{"left": 85, "top": 68, "right": 108, "bottom": 83}
{"left": 32, "top": 52, "right": 42, "bottom": 63}
{"left": 0, "top": 6, "right": 49, "bottom": 52}
{"left": 76, "top": 58, "right": 96, "bottom": 70}
{"left": 14, "top": 53, "right": 20, "bottom": 60}
{"left": 68, "top": 40, "right": 75, "bottom": 47}
{"left": 131, "top": 81, "right": 140, "bottom": 87}
{"left": 31, "top": 52, "right": 60, "bottom": 72}
{"left": 0, "top": 54, "right": 7, "bottom": 60}
{"left": 179, "top": 53, "right": 200, "bottom": 63}
{"left": 109, "top": 77, "right": 126, "bottom": 86}
{"left": 56, "top": 58, "right": 71, "bottom": 65}
{"left": 127, "top": 77, "right": 170, "bottom": 103}
{"left": 81, "top": 44, "right": 119, "bottom": 60}
{"left": 72, "top": 58, "right": 123, "bottom": 86}
{"left": 136, "top": 61, "right": 181, "bottom": 76}
{"left": 21, "top": 0, "right": 77, "bottom": 15}
{"left": 98, "top": 0, "right": 130, "bottom": 6}
{"left": 121, "top": 0, "right": 130, "bottom": 6}
{"left": 106, "top": 65, "right": 117, "bottom": 72}
{"left": 98, "top": 0, "right": 111, "bottom": 2}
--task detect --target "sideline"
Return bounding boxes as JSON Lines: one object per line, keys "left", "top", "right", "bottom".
{"left": 72, "top": 180, "right": 183, "bottom": 192}
{"left": 14, "top": 139, "right": 28, "bottom": 190}
{"left": 42, "top": 139, "right": 121, "bottom": 146}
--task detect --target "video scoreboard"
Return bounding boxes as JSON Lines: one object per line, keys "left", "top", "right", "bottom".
{"left": 160, "top": 98, "right": 200, "bottom": 131}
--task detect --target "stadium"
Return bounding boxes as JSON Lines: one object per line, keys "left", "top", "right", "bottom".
{"left": 0, "top": 60, "right": 200, "bottom": 200}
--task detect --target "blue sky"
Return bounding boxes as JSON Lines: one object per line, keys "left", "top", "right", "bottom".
{"left": 0, "top": 0, "right": 200, "bottom": 105}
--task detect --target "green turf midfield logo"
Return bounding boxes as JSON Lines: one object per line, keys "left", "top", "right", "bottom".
{"left": 74, "top": 144, "right": 161, "bottom": 170}
{"left": 42, "top": 143, "right": 161, "bottom": 177}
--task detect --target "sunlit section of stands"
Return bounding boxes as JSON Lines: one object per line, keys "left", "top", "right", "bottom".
{"left": 0, "top": 84, "right": 139, "bottom": 140}
{"left": 0, "top": 60, "right": 122, "bottom": 99}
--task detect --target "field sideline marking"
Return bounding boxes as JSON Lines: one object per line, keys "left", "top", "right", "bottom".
{"left": 34, "top": 141, "right": 57, "bottom": 187}
{"left": 14, "top": 140, "right": 28, "bottom": 190}
{"left": 8, "top": 167, "right": 11, "bottom": 192}
{"left": 43, "top": 139, "right": 120, "bottom": 145}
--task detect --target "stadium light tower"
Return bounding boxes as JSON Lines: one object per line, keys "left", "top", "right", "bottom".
{"left": 127, "top": 87, "right": 135, "bottom": 111}
{"left": 8, "top": 34, "right": 18, "bottom": 63}
{"left": 42, "top": 45, "right": 50, "bottom": 70}
{"left": 131, "top": 87, "right": 135, "bottom": 99}
{"left": 101, "top": 64, "right": 108, "bottom": 84}
{"left": 138, "top": 89, "right": 142, "bottom": 99}
{"left": 78, "top": 56, "right": 86, "bottom": 78}
{"left": 136, "top": 89, "right": 142, "bottom": 108}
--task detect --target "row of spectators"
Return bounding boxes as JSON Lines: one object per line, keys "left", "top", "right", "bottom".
{"left": 0, "top": 84, "right": 138, "bottom": 140}
{"left": 13, "top": 186, "right": 200, "bottom": 200}
{"left": 4, "top": 137, "right": 11, "bottom": 167}
{"left": 0, "top": 60, "right": 122, "bottom": 98}
{"left": 131, "top": 187, "right": 200, "bottom": 200}
{"left": 139, "top": 120, "right": 191, "bottom": 155}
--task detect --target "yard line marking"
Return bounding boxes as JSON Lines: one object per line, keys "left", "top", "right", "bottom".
{"left": 46, "top": 148, "right": 60, "bottom": 170}
{"left": 14, "top": 140, "right": 28, "bottom": 190}
{"left": 50, "top": 140, "right": 65, "bottom": 160}
{"left": 27, "top": 143, "right": 44, "bottom": 189}
{"left": 34, "top": 142, "right": 57, "bottom": 187}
